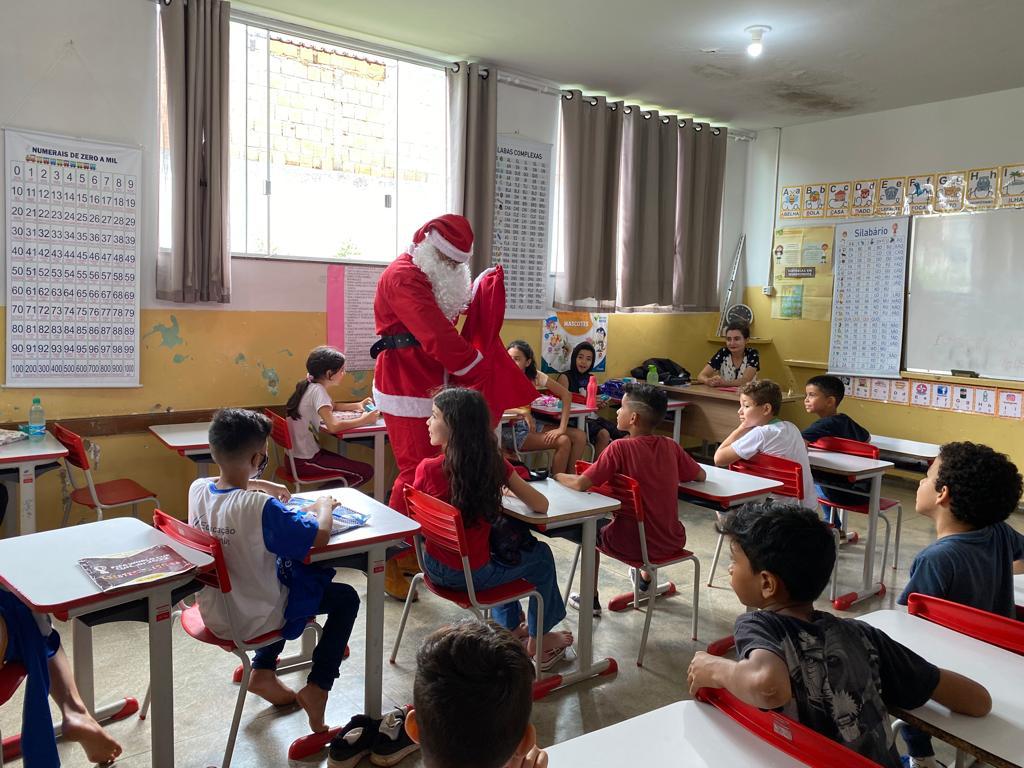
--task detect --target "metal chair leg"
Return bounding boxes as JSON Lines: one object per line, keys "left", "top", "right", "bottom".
{"left": 891, "top": 504, "right": 903, "bottom": 570}
{"left": 876, "top": 513, "right": 891, "bottom": 585}
{"left": 637, "top": 566, "right": 658, "bottom": 667}
{"left": 389, "top": 573, "right": 422, "bottom": 663}
{"left": 563, "top": 545, "right": 581, "bottom": 605}
{"left": 531, "top": 591, "right": 545, "bottom": 682}
{"left": 707, "top": 529, "right": 725, "bottom": 587}
{"left": 223, "top": 652, "right": 251, "bottom": 768}
{"left": 830, "top": 529, "right": 839, "bottom": 601}
{"left": 690, "top": 557, "right": 700, "bottom": 641}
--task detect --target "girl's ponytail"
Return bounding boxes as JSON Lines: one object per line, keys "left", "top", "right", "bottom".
{"left": 286, "top": 346, "right": 346, "bottom": 419}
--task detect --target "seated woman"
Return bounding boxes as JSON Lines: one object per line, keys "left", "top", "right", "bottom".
{"left": 554, "top": 341, "right": 625, "bottom": 457}
{"left": 697, "top": 321, "right": 759, "bottom": 387}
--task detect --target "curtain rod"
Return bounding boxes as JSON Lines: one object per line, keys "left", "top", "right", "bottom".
{"left": 561, "top": 91, "right": 753, "bottom": 141}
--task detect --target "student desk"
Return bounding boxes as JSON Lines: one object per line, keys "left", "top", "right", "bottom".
{"left": 678, "top": 464, "right": 783, "bottom": 509}
{"left": 870, "top": 435, "right": 940, "bottom": 463}
{"left": 149, "top": 421, "right": 214, "bottom": 478}
{"left": 531, "top": 401, "right": 598, "bottom": 433}
{"left": 0, "top": 433, "right": 68, "bottom": 535}
{"left": 501, "top": 478, "right": 620, "bottom": 697}
{"left": 0, "top": 517, "right": 213, "bottom": 768}
{"left": 860, "top": 609, "right": 1024, "bottom": 768}
{"left": 545, "top": 700, "right": 804, "bottom": 767}
{"left": 608, "top": 396, "right": 690, "bottom": 443}
{"left": 322, "top": 417, "right": 390, "bottom": 502}
{"left": 807, "top": 448, "right": 893, "bottom": 610}
{"left": 655, "top": 384, "right": 801, "bottom": 443}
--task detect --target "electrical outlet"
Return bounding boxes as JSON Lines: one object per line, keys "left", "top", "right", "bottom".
{"left": 762, "top": 286, "right": 774, "bottom": 296}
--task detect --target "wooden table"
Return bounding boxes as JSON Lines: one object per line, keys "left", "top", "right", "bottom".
{"left": 149, "top": 421, "right": 214, "bottom": 478}
{"left": 0, "top": 518, "right": 213, "bottom": 768}
{"left": 655, "top": 384, "right": 801, "bottom": 443}
{"left": 860, "top": 609, "right": 1024, "bottom": 768}
{"left": 0, "top": 433, "right": 68, "bottom": 535}
{"left": 501, "top": 478, "right": 620, "bottom": 697}
{"left": 545, "top": 700, "right": 804, "bottom": 767}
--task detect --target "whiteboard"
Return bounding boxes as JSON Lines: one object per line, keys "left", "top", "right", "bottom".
{"left": 907, "top": 209, "right": 1024, "bottom": 382}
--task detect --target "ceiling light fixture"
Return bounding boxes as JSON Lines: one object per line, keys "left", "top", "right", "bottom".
{"left": 744, "top": 25, "right": 771, "bottom": 58}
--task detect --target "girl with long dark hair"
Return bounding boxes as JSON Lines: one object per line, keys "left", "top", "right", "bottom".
{"left": 555, "top": 341, "right": 626, "bottom": 456}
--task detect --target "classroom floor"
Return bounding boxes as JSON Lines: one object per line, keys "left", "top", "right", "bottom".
{"left": 4, "top": 479, "right": 1022, "bottom": 768}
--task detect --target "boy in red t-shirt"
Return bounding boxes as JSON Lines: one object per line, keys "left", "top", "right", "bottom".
{"left": 555, "top": 383, "right": 705, "bottom": 615}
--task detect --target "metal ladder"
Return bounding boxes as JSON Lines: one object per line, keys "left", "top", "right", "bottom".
{"left": 716, "top": 234, "right": 746, "bottom": 335}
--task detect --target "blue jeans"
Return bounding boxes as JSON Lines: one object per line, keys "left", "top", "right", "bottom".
{"left": 900, "top": 723, "right": 933, "bottom": 758}
{"left": 252, "top": 582, "right": 359, "bottom": 691}
{"left": 422, "top": 544, "right": 566, "bottom": 637}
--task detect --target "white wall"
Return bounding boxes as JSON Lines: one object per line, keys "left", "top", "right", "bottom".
{"left": 741, "top": 128, "right": 781, "bottom": 287}
{"left": 718, "top": 137, "right": 749, "bottom": 297}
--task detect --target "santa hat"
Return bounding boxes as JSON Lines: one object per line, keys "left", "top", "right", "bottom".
{"left": 412, "top": 214, "right": 474, "bottom": 263}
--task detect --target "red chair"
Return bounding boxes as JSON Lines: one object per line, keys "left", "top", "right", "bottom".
{"left": 809, "top": 436, "right": 904, "bottom": 571}
{"left": 152, "top": 510, "right": 327, "bottom": 768}
{"left": 907, "top": 593, "right": 1024, "bottom": 655}
{"left": 1, "top": 662, "right": 27, "bottom": 765}
{"left": 51, "top": 423, "right": 159, "bottom": 525}
{"left": 695, "top": 687, "right": 880, "bottom": 767}
{"left": 390, "top": 487, "right": 547, "bottom": 686}
{"left": 264, "top": 409, "right": 351, "bottom": 493}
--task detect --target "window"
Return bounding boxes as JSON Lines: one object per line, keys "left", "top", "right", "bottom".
{"left": 228, "top": 19, "right": 447, "bottom": 262}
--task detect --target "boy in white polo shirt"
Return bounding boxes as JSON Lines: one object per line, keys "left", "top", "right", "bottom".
{"left": 714, "top": 379, "right": 818, "bottom": 510}
{"left": 189, "top": 408, "right": 359, "bottom": 734}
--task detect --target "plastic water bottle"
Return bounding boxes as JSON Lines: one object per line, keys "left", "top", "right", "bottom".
{"left": 28, "top": 397, "right": 45, "bottom": 441}
{"left": 646, "top": 364, "right": 659, "bottom": 385}
{"left": 585, "top": 375, "right": 598, "bottom": 408}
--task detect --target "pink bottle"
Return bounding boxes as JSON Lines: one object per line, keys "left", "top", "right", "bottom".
{"left": 586, "top": 375, "right": 598, "bottom": 408}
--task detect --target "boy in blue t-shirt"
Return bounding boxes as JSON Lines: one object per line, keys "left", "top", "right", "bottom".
{"left": 896, "top": 440, "right": 1023, "bottom": 767}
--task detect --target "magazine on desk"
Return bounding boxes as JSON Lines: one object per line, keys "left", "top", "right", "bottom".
{"left": 78, "top": 545, "right": 195, "bottom": 592}
{"left": 284, "top": 499, "right": 369, "bottom": 536}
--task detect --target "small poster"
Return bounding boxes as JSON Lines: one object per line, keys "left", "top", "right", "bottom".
{"left": 965, "top": 168, "right": 998, "bottom": 210}
{"left": 779, "top": 186, "right": 803, "bottom": 219}
{"left": 905, "top": 174, "right": 935, "bottom": 215}
{"left": 999, "top": 164, "right": 1024, "bottom": 208}
{"left": 931, "top": 383, "right": 951, "bottom": 409}
{"left": 934, "top": 171, "right": 965, "bottom": 213}
{"left": 327, "top": 264, "right": 386, "bottom": 371}
{"left": 851, "top": 180, "right": 877, "bottom": 216}
{"left": 876, "top": 178, "right": 905, "bottom": 215}
{"left": 870, "top": 378, "right": 891, "bottom": 401}
{"left": 951, "top": 385, "right": 974, "bottom": 412}
{"left": 853, "top": 377, "right": 871, "bottom": 399}
{"left": 997, "top": 389, "right": 1022, "bottom": 419}
{"left": 837, "top": 375, "right": 852, "bottom": 391}
{"left": 803, "top": 184, "right": 826, "bottom": 218}
{"left": 78, "top": 545, "right": 194, "bottom": 592}
{"left": 973, "top": 387, "right": 996, "bottom": 416}
{"left": 827, "top": 182, "right": 851, "bottom": 217}
{"left": 541, "top": 312, "right": 608, "bottom": 374}
{"left": 911, "top": 381, "right": 932, "bottom": 407}
{"left": 890, "top": 379, "right": 910, "bottom": 404}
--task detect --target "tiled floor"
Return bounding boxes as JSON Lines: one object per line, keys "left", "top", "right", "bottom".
{"left": 3, "top": 479, "right": 1021, "bottom": 767}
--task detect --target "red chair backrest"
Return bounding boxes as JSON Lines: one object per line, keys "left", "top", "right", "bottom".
{"left": 153, "top": 509, "right": 231, "bottom": 593}
{"left": 730, "top": 453, "right": 804, "bottom": 501}
{"left": 570, "top": 392, "right": 588, "bottom": 405}
{"left": 907, "top": 593, "right": 1024, "bottom": 655}
{"left": 574, "top": 460, "right": 644, "bottom": 522}
{"left": 403, "top": 487, "right": 470, "bottom": 559}
{"left": 264, "top": 408, "right": 293, "bottom": 452}
{"left": 695, "top": 687, "right": 879, "bottom": 768}
{"left": 51, "top": 422, "right": 90, "bottom": 470}
{"left": 808, "top": 436, "right": 879, "bottom": 459}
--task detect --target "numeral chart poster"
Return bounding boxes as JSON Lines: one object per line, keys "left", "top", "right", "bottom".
{"left": 5, "top": 128, "right": 140, "bottom": 387}
{"left": 828, "top": 217, "right": 908, "bottom": 378}
{"left": 492, "top": 135, "right": 552, "bottom": 318}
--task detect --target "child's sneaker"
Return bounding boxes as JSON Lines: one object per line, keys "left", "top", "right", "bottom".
{"left": 568, "top": 591, "right": 601, "bottom": 616}
{"left": 328, "top": 714, "right": 381, "bottom": 768}
{"left": 899, "top": 757, "right": 945, "bottom": 768}
{"left": 369, "top": 705, "right": 419, "bottom": 766}
{"left": 629, "top": 567, "right": 652, "bottom": 593}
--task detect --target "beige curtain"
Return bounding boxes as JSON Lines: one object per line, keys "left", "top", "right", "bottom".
{"left": 675, "top": 121, "right": 728, "bottom": 311}
{"left": 447, "top": 62, "right": 496, "bottom": 276}
{"left": 555, "top": 91, "right": 622, "bottom": 309}
{"left": 157, "top": 0, "right": 231, "bottom": 303}
{"left": 618, "top": 110, "right": 678, "bottom": 308}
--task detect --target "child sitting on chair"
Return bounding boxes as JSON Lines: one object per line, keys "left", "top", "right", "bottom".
{"left": 190, "top": 408, "right": 360, "bottom": 733}
{"left": 554, "top": 341, "right": 625, "bottom": 456}
{"left": 555, "top": 383, "right": 705, "bottom": 616}
{"left": 687, "top": 502, "right": 991, "bottom": 767}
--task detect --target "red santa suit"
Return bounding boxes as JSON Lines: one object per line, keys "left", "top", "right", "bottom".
{"left": 372, "top": 215, "right": 486, "bottom": 513}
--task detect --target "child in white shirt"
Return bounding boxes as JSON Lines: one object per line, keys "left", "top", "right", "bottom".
{"left": 286, "top": 345, "right": 376, "bottom": 487}
{"left": 714, "top": 379, "right": 818, "bottom": 510}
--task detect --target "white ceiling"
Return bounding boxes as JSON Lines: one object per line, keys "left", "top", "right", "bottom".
{"left": 243, "top": 0, "right": 1024, "bottom": 130}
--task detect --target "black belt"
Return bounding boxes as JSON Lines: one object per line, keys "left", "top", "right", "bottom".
{"left": 370, "top": 332, "right": 420, "bottom": 359}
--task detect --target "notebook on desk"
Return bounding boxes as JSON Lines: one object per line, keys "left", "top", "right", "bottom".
{"left": 286, "top": 499, "right": 369, "bottom": 536}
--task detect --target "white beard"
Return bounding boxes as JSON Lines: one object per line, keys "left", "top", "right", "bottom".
{"left": 410, "top": 242, "right": 472, "bottom": 321}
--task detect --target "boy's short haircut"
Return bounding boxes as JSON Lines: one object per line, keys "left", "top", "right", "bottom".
{"left": 935, "top": 441, "right": 1023, "bottom": 528}
{"left": 414, "top": 620, "right": 535, "bottom": 768}
{"left": 208, "top": 408, "right": 271, "bottom": 464}
{"left": 718, "top": 502, "right": 837, "bottom": 602}
{"left": 622, "top": 382, "right": 668, "bottom": 427}
{"left": 741, "top": 379, "right": 782, "bottom": 416}
{"left": 806, "top": 375, "right": 845, "bottom": 405}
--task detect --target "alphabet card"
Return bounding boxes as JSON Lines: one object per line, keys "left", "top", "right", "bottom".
{"left": 934, "top": 171, "right": 965, "bottom": 212}
{"left": 851, "top": 180, "right": 877, "bottom": 216}
{"left": 876, "top": 178, "right": 905, "bottom": 215}
{"left": 951, "top": 385, "right": 974, "bottom": 413}
{"left": 870, "top": 378, "right": 891, "bottom": 401}
{"left": 1000, "top": 164, "right": 1024, "bottom": 207}
{"left": 905, "top": 174, "right": 935, "bottom": 215}
{"left": 931, "top": 383, "right": 951, "bottom": 409}
{"left": 965, "top": 167, "right": 998, "bottom": 210}
{"left": 973, "top": 387, "right": 996, "bottom": 415}
{"left": 803, "top": 184, "right": 826, "bottom": 218}
{"left": 911, "top": 381, "right": 932, "bottom": 407}
{"left": 779, "top": 186, "right": 802, "bottom": 219}
{"left": 827, "top": 182, "right": 851, "bottom": 217}
{"left": 997, "top": 389, "right": 1022, "bottom": 419}
{"left": 889, "top": 379, "right": 909, "bottom": 404}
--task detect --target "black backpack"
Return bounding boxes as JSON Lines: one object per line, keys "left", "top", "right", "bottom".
{"left": 630, "top": 357, "right": 691, "bottom": 386}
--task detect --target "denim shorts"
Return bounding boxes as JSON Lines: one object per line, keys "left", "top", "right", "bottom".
{"left": 500, "top": 419, "right": 542, "bottom": 452}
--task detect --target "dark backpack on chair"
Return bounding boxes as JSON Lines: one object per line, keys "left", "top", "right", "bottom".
{"left": 630, "top": 358, "right": 691, "bottom": 386}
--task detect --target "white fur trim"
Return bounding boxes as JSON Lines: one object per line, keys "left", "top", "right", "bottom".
{"left": 451, "top": 350, "right": 483, "bottom": 377}
{"left": 373, "top": 386, "right": 434, "bottom": 418}
{"left": 425, "top": 228, "right": 472, "bottom": 263}
{"left": 410, "top": 242, "right": 471, "bottom": 320}
{"left": 471, "top": 266, "right": 497, "bottom": 300}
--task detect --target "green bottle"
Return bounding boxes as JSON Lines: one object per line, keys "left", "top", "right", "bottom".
{"left": 646, "top": 364, "right": 659, "bottom": 384}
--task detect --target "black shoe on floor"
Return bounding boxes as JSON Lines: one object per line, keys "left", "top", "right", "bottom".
{"left": 370, "top": 706, "right": 419, "bottom": 766}
{"left": 328, "top": 714, "right": 381, "bottom": 768}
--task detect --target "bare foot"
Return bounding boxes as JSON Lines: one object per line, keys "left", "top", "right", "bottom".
{"left": 527, "top": 630, "right": 573, "bottom": 656}
{"left": 296, "top": 683, "right": 329, "bottom": 733}
{"left": 512, "top": 622, "right": 529, "bottom": 641}
{"left": 62, "top": 707, "right": 122, "bottom": 765}
{"left": 248, "top": 669, "right": 297, "bottom": 707}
